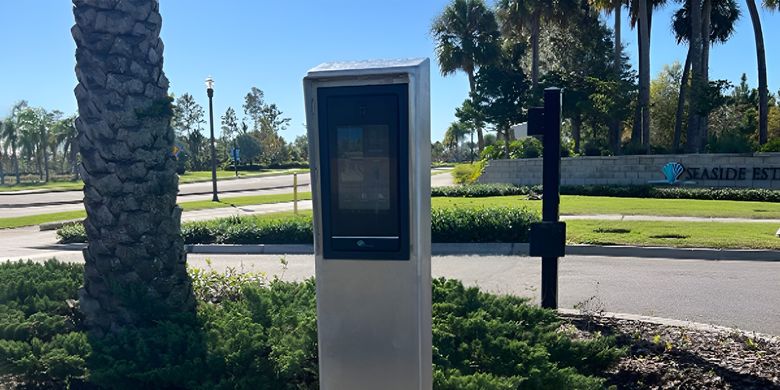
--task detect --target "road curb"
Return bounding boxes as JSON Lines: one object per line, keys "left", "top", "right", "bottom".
{"left": 557, "top": 308, "right": 780, "bottom": 343}
{"left": 183, "top": 243, "right": 780, "bottom": 261}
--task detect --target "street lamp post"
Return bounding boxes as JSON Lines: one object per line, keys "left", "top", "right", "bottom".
{"left": 206, "top": 76, "right": 219, "bottom": 202}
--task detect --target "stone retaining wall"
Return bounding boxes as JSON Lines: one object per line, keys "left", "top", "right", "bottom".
{"left": 479, "top": 153, "right": 780, "bottom": 189}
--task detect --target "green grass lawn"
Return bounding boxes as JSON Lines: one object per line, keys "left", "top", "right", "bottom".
{"left": 178, "top": 169, "right": 309, "bottom": 184}
{"left": 566, "top": 220, "right": 780, "bottom": 250}
{"left": 432, "top": 195, "right": 780, "bottom": 219}
{"left": 0, "top": 169, "right": 309, "bottom": 192}
{"left": 0, "top": 192, "right": 313, "bottom": 230}
{"left": 0, "top": 180, "right": 85, "bottom": 192}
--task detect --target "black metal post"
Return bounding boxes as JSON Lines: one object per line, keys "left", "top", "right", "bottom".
{"left": 541, "top": 88, "right": 562, "bottom": 309}
{"left": 207, "top": 88, "right": 219, "bottom": 202}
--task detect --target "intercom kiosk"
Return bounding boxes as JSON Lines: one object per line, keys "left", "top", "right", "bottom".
{"left": 304, "top": 59, "right": 432, "bottom": 390}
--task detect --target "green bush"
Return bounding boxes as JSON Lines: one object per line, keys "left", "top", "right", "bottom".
{"left": 560, "top": 185, "right": 780, "bottom": 202}
{"left": 433, "top": 184, "right": 540, "bottom": 198}
{"left": 432, "top": 207, "right": 539, "bottom": 243}
{"left": 59, "top": 207, "right": 539, "bottom": 245}
{"left": 432, "top": 183, "right": 780, "bottom": 202}
{"left": 56, "top": 223, "right": 85, "bottom": 244}
{"left": 760, "top": 139, "right": 780, "bottom": 152}
{"left": 452, "top": 161, "right": 486, "bottom": 185}
{"left": 0, "top": 261, "right": 622, "bottom": 389}
{"left": 0, "top": 260, "right": 89, "bottom": 388}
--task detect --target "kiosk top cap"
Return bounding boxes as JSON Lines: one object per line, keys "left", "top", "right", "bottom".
{"left": 306, "top": 58, "right": 428, "bottom": 79}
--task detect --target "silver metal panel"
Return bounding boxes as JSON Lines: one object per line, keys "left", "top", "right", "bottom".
{"left": 304, "top": 58, "right": 432, "bottom": 390}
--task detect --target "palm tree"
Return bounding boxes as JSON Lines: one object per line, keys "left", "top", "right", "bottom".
{"left": 1, "top": 118, "right": 19, "bottom": 184}
{"left": 627, "top": 0, "right": 669, "bottom": 148}
{"left": 590, "top": 0, "right": 625, "bottom": 152}
{"left": 590, "top": 0, "right": 624, "bottom": 75}
{"left": 432, "top": 0, "right": 500, "bottom": 152}
{"left": 444, "top": 121, "right": 470, "bottom": 161}
{"left": 746, "top": 0, "right": 778, "bottom": 145}
{"left": 672, "top": 0, "right": 740, "bottom": 150}
{"left": 72, "top": 0, "right": 195, "bottom": 334}
{"left": 53, "top": 115, "right": 78, "bottom": 175}
{"left": 496, "top": 0, "right": 578, "bottom": 93}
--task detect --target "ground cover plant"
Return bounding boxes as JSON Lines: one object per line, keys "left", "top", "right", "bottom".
{"left": 0, "top": 260, "right": 624, "bottom": 389}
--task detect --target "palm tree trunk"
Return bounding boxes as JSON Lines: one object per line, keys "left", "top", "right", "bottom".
{"left": 609, "top": 2, "right": 622, "bottom": 154}
{"left": 700, "top": 0, "right": 712, "bottom": 145}
{"left": 613, "top": 2, "right": 621, "bottom": 67}
{"left": 42, "top": 135, "right": 50, "bottom": 183}
{"left": 12, "top": 140, "right": 19, "bottom": 184}
{"left": 687, "top": 0, "right": 703, "bottom": 153}
{"left": 503, "top": 128, "right": 510, "bottom": 159}
{"left": 73, "top": 0, "right": 195, "bottom": 335}
{"left": 0, "top": 151, "right": 5, "bottom": 185}
{"left": 746, "top": 0, "right": 768, "bottom": 145}
{"left": 531, "top": 11, "right": 541, "bottom": 91}
{"left": 468, "top": 71, "right": 485, "bottom": 152}
{"left": 674, "top": 49, "right": 692, "bottom": 151}
{"left": 638, "top": 0, "right": 651, "bottom": 148}
{"left": 573, "top": 114, "right": 582, "bottom": 154}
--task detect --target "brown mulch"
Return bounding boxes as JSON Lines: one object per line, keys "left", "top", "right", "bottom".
{"left": 561, "top": 313, "right": 780, "bottom": 389}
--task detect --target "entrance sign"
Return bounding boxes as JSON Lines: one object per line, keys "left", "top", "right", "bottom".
{"left": 304, "top": 59, "right": 432, "bottom": 390}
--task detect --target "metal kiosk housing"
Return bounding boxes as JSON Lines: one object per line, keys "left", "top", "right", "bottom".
{"left": 303, "top": 59, "right": 432, "bottom": 390}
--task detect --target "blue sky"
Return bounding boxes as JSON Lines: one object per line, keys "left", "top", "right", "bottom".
{"left": 0, "top": 1, "right": 777, "bottom": 143}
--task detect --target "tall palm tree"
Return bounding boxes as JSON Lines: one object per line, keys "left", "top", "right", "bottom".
{"left": 1, "top": 118, "right": 20, "bottom": 184}
{"left": 672, "top": 0, "right": 740, "bottom": 150}
{"left": 746, "top": 0, "right": 778, "bottom": 145}
{"left": 590, "top": 0, "right": 623, "bottom": 70}
{"left": 627, "top": 0, "right": 669, "bottom": 148}
{"left": 590, "top": 0, "right": 625, "bottom": 153}
{"left": 496, "top": 0, "right": 578, "bottom": 93}
{"left": 432, "top": 0, "right": 500, "bottom": 152}
{"left": 72, "top": 0, "right": 195, "bottom": 334}
{"left": 444, "top": 121, "right": 470, "bottom": 161}
{"left": 687, "top": 0, "right": 704, "bottom": 152}
{"left": 54, "top": 115, "right": 79, "bottom": 175}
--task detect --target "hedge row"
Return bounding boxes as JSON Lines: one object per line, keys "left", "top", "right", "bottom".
{"left": 432, "top": 183, "right": 780, "bottom": 202}
{"left": 0, "top": 260, "right": 623, "bottom": 389}
{"left": 58, "top": 207, "right": 540, "bottom": 245}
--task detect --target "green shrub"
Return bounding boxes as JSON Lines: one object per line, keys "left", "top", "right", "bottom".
{"left": 0, "top": 260, "right": 89, "bottom": 388}
{"left": 56, "top": 223, "right": 86, "bottom": 244}
{"left": 61, "top": 206, "right": 540, "bottom": 245}
{"left": 560, "top": 185, "right": 780, "bottom": 202}
{"left": 433, "top": 184, "right": 540, "bottom": 198}
{"left": 0, "top": 260, "right": 622, "bottom": 389}
{"left": 760, "top": 139, "right": 780, "bottom": 152}
{"left": 452, "top": 161, "right": 486, "bottom": 185}
{"left": 431, "top": 278, "right": 622, "bottom": 388}
{"left": 432, "top": 207, "right": 539, "bottom": 243}
{"left": 433, "top": 183, "right": 780, "bottom": 202}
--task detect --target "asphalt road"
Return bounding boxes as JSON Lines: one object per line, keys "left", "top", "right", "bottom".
{"left": 0, "top": 172, "right": 454, "bottom": 218}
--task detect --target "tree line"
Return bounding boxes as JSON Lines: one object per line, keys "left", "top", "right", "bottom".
{"left": 431, "top": 0, "right": 779, "bottom": 162}
{"left": 0, "top": 101, "right": 78, "bottom": 185}
{"left": 171, "top": 86, "right": 307, "bottom": 173}
{"left": 0, "top": 88, "right": 308, "bottom": 185}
